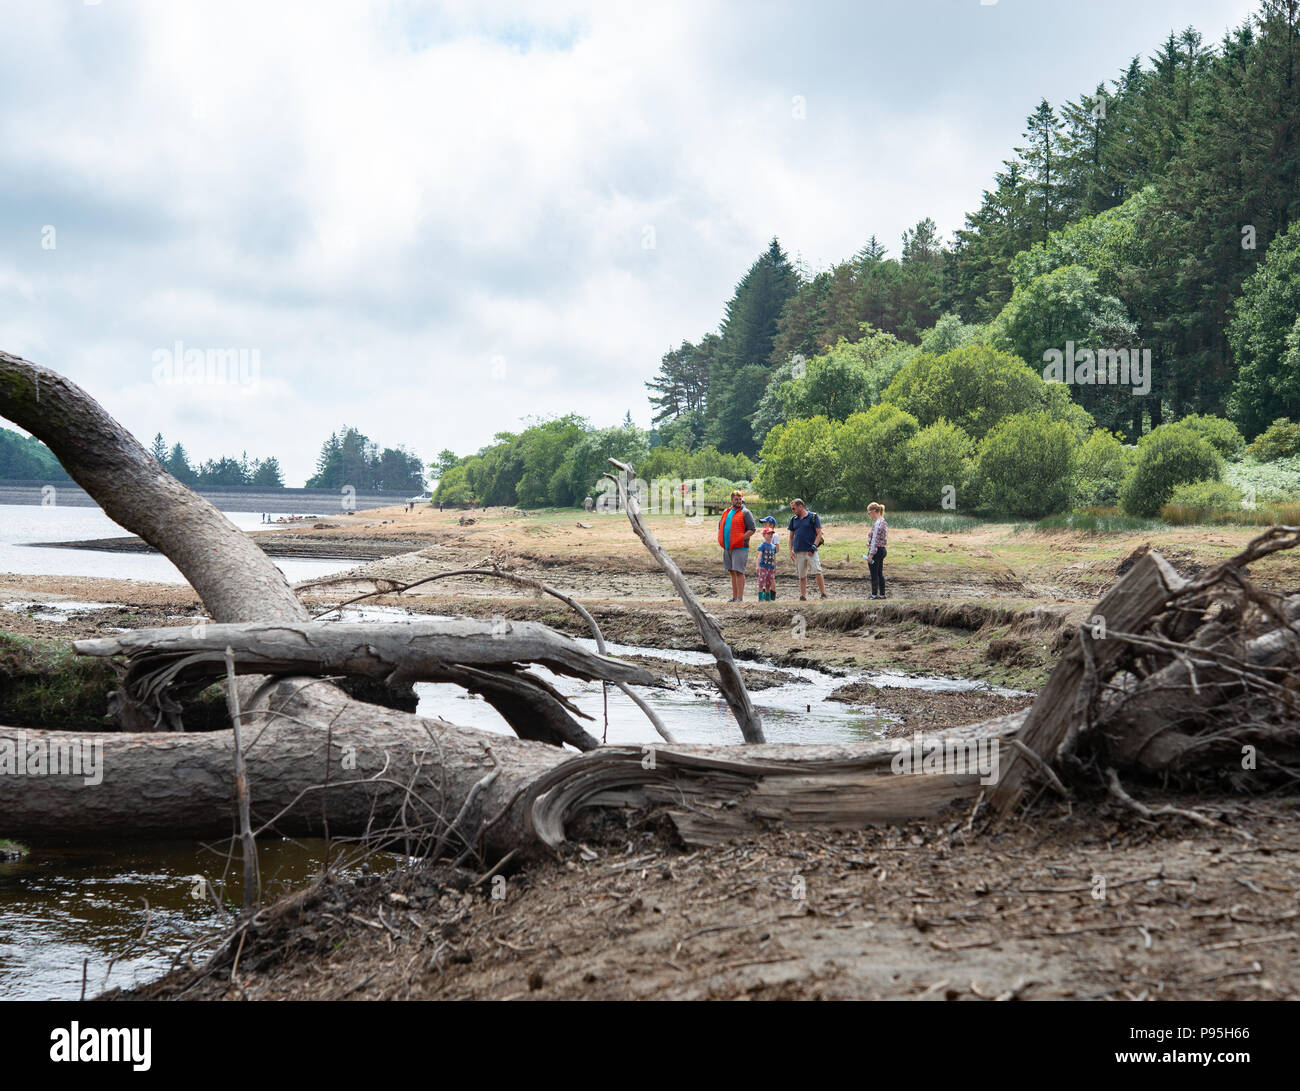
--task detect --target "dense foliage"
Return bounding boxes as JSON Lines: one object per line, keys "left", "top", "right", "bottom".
{"left": 306, "top": 428, "right": 426, "bottom": 493}
{"left": 0, "top": 427, "right": 70, "bottom": 480}
{"left": 641, "top": 1, "right": 1300, "bottom": 495}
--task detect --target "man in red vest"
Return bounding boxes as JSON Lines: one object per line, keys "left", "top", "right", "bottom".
{"left": 718, "top": 489, "right": 756, "bottom": 601}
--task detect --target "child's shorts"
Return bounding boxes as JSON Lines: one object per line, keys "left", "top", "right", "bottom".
{"left": 757, "top": 568, "right": 775, "bottom": 591}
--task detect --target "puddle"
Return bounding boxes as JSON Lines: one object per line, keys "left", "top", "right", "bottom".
{"left": 0, "top": 839, "right": 392, "bottom": 1001}
{"left": 1, "top": 600, "right": 124, "bottom": 623}
{"left": 323, "top": 605, "right": 1025, "bottom": 747}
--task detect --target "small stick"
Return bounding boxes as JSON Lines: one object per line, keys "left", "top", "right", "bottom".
{"left": 224, "top": 647, "right": 259, "bottom": 911}
{"left": 1104, "top": 768, "right": 1252, "bottom": 841}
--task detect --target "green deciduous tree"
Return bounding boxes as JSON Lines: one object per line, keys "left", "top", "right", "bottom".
{"left": 1074, "top": 429, "right": 1135, "bottom": 508}
{"left": 976, "top": 411, "right": 1080, "bottom": 516}
{"left": 900, "top": 421, "right": 976, "bottom": 511}
{"left": 881, "top": 344, "right": 1066, "bottom": 440}
{"left": 753, "top": 416, "right": 840, "bottom": 505}
{"left": 835, "top": 404, "right": 920, "bottom": 508}
{"left": 1228, "top": 219, "right": 1300, "bottom": 435}
{"left": 1119, "top": 423, "right": 1224, "bottom": 516}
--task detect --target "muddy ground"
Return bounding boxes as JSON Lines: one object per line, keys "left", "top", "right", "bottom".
{"left": 123, "top": 800, "right": 1300, "bottom": 1001}
{"left": 6, "top": 504, "right": 1300, "bottom": 1000}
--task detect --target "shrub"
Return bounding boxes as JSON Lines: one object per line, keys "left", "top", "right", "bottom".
{"left": 433, "top": 464, "right": 474, "bottom": 505}
{"left": 1177, "top": 414, "right": 1246, "bottom": 459}
{"left": 1118, "top": 424, "right": 1223, "bottom": 517}
{"left": 975, "top": 412, "right": 1080, "bottom": 517}
{"left": 1245, "top": 417, "right": 1300, "bottom": 461}
{"left": 753, "top": 416, "right": 840, "bottom": 505}
{"left": 881, "top": 345, "right": 1050, "bottom": 440}
{"left": 835, "top": 404, "right": 920, "bottom": 508}
{"left": 899, "top": 420, "right": 975, "bottom": 510}
{"left": 1161, "top": 479, "right": 1245, "bottom": 523}
{"left": 1074, "top": 429, "right": 1134, "bottom": 508}
{"left": 1166, "top": 479, "right": 1244, "bottom": 508}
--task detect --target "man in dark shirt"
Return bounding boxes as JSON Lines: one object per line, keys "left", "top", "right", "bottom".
{"left": 787, "top": 497, "right": 827, "bottom": 601}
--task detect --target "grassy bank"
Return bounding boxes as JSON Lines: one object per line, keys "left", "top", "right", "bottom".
{"left": 0, "top": 632, "right": 120, "bottom": 731}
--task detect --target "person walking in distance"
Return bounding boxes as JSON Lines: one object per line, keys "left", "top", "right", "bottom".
{"left": 787, "top": 497, "right": 827, "bottom": 601}
{"left": 867, "top": 501, "right": 889, "bottom": 599}
{"left": 718, "top": 489, "right": 756, "bottom": 601}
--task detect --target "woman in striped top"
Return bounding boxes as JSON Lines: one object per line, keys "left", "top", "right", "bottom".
{"left": 867, "top": 502, "right": 888, "bottom": 599}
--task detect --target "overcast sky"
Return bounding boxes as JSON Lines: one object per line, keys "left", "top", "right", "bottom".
{"left": 0, "top": 0, "right": 1260, "bottom": 485}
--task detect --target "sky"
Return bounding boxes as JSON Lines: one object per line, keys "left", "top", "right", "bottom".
{"left": 0, "top": 0, "right": 1262, "bottom": 485}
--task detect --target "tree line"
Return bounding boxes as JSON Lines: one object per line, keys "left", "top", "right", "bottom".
{"left": 0, "top": 426, "right": 71, "bottom": 480}
{"left": 431, "top": 414, "right": 757, "bottom": 508}
{"left": 645, "top": 1, "right": 1300, "bottom": 466}
{"left": 148, "top": 433, "right": 286, "bottom": 488}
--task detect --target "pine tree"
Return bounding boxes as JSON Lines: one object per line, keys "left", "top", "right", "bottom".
{"left": 165, "top": 443, "right": 196, "bottom": 485}
{"left": 251, "top": 457, "right": 285, "bottom": 487}
{"left": 149, "top": 432, "right": 168, "bottom": 463}
{"left": 1015, "top": 99, "right": 1066, "bottom": 241}
{"left": 855, "top": 236, "right": 888, "bottom": 266}
{"left": 704, "top": 239, "right": 799, "bottom": 455}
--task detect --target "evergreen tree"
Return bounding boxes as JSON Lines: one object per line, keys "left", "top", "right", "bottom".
{"left": 1015, "top": 99, "right": 1066, "bottom": 240}
{"left": 250, "top": 457, "right": 285, "bottom": 487}
{"left": 704, "top": 238, "right": 799, "bottom": 455}
{"left": 166, "top": 443, "right": 197, "bottom": 486}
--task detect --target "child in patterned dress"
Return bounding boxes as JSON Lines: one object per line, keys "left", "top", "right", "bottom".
{"left": 757, "top": 519, "right": 779, "bottom": 601}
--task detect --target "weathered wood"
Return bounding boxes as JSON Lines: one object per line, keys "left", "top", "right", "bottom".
{"left": 1097, "top": 594, "right": 1300, "bottom": 772}
{"left": 605, "top": 458, "right": 766, "bottom": 744}
{"left": 0, "top": 683, "right": 562, "bottom": 851}
{"left": 75, "top": 618, "right": 657, "bottom": 688}
{"left": 0, "top": 709, "right": 1026, "bottom": 848}
{"left": 75, "top": 618, "right": 657, "bottom": 751}
{"left": 988, "top": 551, "right": 1187, "bottom": 818}
{"left": 526, "top": 712, "right": 1023, "bottom": 847}
{"left": 308, "top": 564, "right": 677, "bottom": 743}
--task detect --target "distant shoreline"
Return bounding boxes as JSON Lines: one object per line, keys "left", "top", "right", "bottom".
{"left": 0, "top": 482, "right": 418, "bottom": 512}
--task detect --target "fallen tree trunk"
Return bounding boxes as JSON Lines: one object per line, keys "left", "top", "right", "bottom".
{"left": 75, "top": 617, "right": 658, "bottom": 751}
{"left": 0, "top": 703, "right": 1025, "bottom": 848}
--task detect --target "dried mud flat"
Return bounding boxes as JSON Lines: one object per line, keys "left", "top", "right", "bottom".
{"left": 123, "top": 799, "right": 1300, "bottom": 1002}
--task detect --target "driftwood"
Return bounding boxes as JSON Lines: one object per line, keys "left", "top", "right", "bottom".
{"left": 605, "top": 458, "right": 765, "bottom": 744}
{"left": 75, "top": 618, "right": 658, "bottom": 751}
{"left": 989, "top": 550, "right": 1187, "bottom": 816}
{"left": 525, "top": 713, "right": 1020, "bottom": 848}
{"left": 992, "top": 526, "right": 1300, "bottom": 820}
{"left": 305, "top": 561, "right": 677, "bottom": 743}
{"left": 0, "top": 708, "right": 1025, "bottom": 847}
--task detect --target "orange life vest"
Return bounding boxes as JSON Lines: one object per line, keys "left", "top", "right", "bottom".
{"left": 718, "top": 506, "right": 748, "bottom": 548}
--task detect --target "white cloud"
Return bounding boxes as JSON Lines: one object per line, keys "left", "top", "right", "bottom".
{"left": 0, "top": 0, "right": 1261, "bottom": 483}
